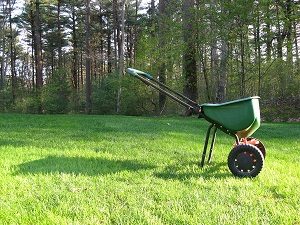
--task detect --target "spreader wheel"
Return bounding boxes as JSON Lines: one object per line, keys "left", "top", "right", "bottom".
{"left": 247, "top": 137, "right": 266, "bottom": 158}
{"left": 228, "top": 144, "right": 264, "bottom": 178}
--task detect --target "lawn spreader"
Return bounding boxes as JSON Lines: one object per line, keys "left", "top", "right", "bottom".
{"left": 127, "top": 68, "right": 266, "bottom": 178}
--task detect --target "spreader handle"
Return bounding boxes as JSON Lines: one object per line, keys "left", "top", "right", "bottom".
{"left": 127, "top": 68, "right": 153, "bottom": 80}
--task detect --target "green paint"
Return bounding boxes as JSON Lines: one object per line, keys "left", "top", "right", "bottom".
{"left": 202, "top": 97, "right": 260, "bottom": 137}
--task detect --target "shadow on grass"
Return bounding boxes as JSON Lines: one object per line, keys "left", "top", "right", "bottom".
{"left": 15, "top": 156, "right": 155, "bottom": 176}
{"left": 0, "top": 139, "right": 28, "bottom": 148}
{"left": 154, "top": 161, "right": 231, "bottom": 180}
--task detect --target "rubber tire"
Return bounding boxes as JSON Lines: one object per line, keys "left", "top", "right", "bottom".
{"left": 247, "top": 137, "right": 266, "bottom": 158}
{"left": 228, "top": 144, "right": 264, "bottom": 178}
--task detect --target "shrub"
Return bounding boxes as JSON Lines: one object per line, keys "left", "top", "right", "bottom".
{"left": 92, "top": 74, "right": 156, "bottom": 115}
{"left": 42, "top": 68, "right": 71, "bottom": 114}
{"left": 14, "top": 95, "right": 41, "bottom": 113}
{"left": 0, "top": 88, "right": 13, "bottom": 112}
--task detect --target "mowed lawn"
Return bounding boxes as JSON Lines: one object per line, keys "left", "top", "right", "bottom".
{"left": 0, "top": 113, "right": 299, "bottom": 224}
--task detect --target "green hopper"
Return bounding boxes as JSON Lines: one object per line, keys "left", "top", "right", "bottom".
{"left": 127, "top": 68, "right": 266, "bottom": 178}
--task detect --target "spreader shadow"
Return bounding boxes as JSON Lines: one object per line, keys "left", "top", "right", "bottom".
{"left": 15, "top": 156, "right": 155, "bottom": 176}
{"left": 154, "top": 161, "right": 231, "bottom": 181}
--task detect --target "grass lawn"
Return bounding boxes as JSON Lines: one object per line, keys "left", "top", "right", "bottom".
{"left": 0, "top": 113, "right": 299, "bottom": 224}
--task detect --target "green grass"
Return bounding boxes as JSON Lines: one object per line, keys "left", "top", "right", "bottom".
{"left": 0, "top": 113, "right": 299, "bottom": 224}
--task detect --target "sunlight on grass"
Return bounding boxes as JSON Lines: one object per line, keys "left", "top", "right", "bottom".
{"left": 0, "top": 113, "right": 299, "bottom": 224}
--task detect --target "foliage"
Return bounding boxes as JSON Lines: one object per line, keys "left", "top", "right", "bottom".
{"left": 120, "top": 75, "right": 157, "bottom": 115}
{"left": 92, "top": 74, "right": 119, "bottom": 115}
{"left": 14, "top": 94, "right": 41, "bottom": 114}
{"left": 0, "top": 114, "right": 299, "bottom": 224}
{"left": 92, "top": 74, "right": 155, "bottom": 115}
{"left": 42, "top": 68, "right": 71, "bottom": 114}
{"left": 261, "top": 97, "right": 300, "bottom": 122}
{"left": 0, "top": 0, "right": 299, "bottom": 120}
{"left": 0, "top": 88, "right": 13, "bottom": 111}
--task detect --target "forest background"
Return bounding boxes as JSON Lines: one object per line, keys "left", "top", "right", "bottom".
{"left": 0, "top": 0, "right": 299, "bottom": 121}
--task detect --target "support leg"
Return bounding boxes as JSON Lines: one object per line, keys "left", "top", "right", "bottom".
{"left": 207, "top": 127, "right": 217, "bottom": 164}
{"left": 234, "top": 134, "right": 239, "bottom": 144}
{"left": 200, "top": 124, "right": 214, "bottom": 167}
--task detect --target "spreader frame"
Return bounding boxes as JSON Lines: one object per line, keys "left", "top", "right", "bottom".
{"left": 126, "top": 68, "right": 265, "bottom": 177}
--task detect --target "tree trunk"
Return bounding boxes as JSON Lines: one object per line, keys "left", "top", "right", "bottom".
{"left": 31, "top": 39, "right": 35, "bottom": 90}
{"left": 133, "top": 0, "right": 138, "bottom": 65}
{"left": 85, "top": 0, "right": 92, "bottom": 114}
{"left": 119, "top": 0, "right": 125, "bottom": 74}
{"left": 0, "top": 31, "right": 6, "bottom": 90}
{"left": 99, "top": 6, "right": 104, "bottom": 76}
{"left": 216, "top": 40, "right": 228, "bottom": 102}
{"left": 294, "top": 21, "right": 299, "bottom": 71}
{"left": 113, "top": 0, "right": 119, "bottom": 72}
{"left": 209, "top": 0, "right": 218, "bottom": 101}
{"left": 29, "top": 6, "right": 35, "bottom": 91}
{"left": 158, "top": 0, "right": 168, "bottom": 113}
{"left": 116, "top": 0, "right": 125, "bottom": 114}
{"left": 149, "top": 0, "right": 156, "bottom": 35}
{"left": 256, "top": 12, "right": 262, "bottom": 96}
{"left": 240, "top": 30, "right": 246, "bottom": 97}
{"left": 57, "top": 0, "right": 62, "bottom": 67}
{"left": 71, "top": 5, "right": 78, "bottom": 91}
{"left": 276, "top": 3, "right": 283, "bottom": 59}
{"left": 182, "top": 0, "right": 197, "bottom": 103}
{"left": 265, "top": 5, "right": 272, "bottom": 61}
{"left": 0, "top": 1, "right": 7, "bottom": 90}
{"left": 9, "top": 0, "right": 16, "bottom": 104}
{"left": 285, "top": 0, "right": 293, "bottom": 66}
{"left": 200, "top": 47, "right": 211, "bottom": 101}
{"left": 80, "top": 48, "right": 83, "bottom": 89}
{"left": 71, "top": 4, "right": 79, "bottom": 110}
{"left": 107, "top": 25, "right": 112, "bottom": 73}
{"left": 33, "top": 0, "right": 43, "bottom": 112}
{"left": 93, "top": 51, "right": 97, "bottom": 81}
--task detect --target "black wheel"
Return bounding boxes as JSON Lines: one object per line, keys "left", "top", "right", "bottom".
{"left": 247, "top": 137, "right": 266, "bottom": 158}
{"left": 228, "top": 144, "right": 264, "bottom": 178}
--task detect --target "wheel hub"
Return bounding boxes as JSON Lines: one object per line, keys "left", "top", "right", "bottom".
{"left": 235, "top": 152, "right": 256, "bottom": 172}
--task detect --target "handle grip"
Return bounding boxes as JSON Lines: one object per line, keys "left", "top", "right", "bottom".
{"left": 127, "top": 68, "right": 153, "bottom": 80}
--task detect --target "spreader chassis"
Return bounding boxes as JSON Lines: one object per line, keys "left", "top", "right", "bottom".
{"left": 127, "top": 68, "right": 266, "bottom": 178}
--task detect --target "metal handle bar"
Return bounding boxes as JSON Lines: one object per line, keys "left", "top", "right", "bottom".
{"left": 127, "top": 68, "right": 153, "bottom": 79}
{"left": 127, "top": 68, "right": 197, "bottom": 106}
{"left": 127, "top": 68, "right": 201, "bottom": 114}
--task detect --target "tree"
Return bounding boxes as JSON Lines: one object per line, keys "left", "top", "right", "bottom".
{"left": 116, "top": 0, "right": 126, "bottom": 113}
{"left": 182, "top": 0, "right": 197, "bottom": 102}
{"left": 32, "top": 0, "right": 43, "bottom": 112}
{"left": 42, "top": 68, "right": 70, "bottom": 113}
{"left": 85, "top": 0, "right": 92, "bottom": 114}
{"left": 157, "top": 0, "right": 168, "bottom": 113}
{"left": 57, "top": 0, "right": 62, "bottom": 66}
{"left": 0, "top": 1, "right": 9, "bottom": 90}
{"left": 0, "top": 0, "right": 299, "bottom": 119}
{"left": 215, "top": 2, "right": 230, "bottom": 102}
{"left": 8, "top": 0, "right": 17, "bottom": 104}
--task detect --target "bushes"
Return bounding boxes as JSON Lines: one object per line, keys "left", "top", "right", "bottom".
{"left": 92, "top": 74, "right": 156, "bottom": 115}
{"left": 261, "top": 97, "right": 300, "bottom": 122}
{"left": 42, "top": 68, "right": 71, "bottom": 114}
{"left": 120, "top": 75, "right": 156, "bottom": 115}
{"left": 12, "top": 69, "right": 71, "bottom": 114}
{"left": 0, "top": 88, "right": 13, "bottom": 112}
{"left": 14, "top": 95, "right": 40, "bottom": 113}
{"left": 92, "top": 74, "right": 119, "bottom": 114}
{"left": 1, "top": 64, "right": 298, "bottom": 120}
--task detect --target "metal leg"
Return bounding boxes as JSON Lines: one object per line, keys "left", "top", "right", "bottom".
{"left": 234, "top": 134, "right": 239, "bottom": 144}
{"left": 200, "top": 124, "right": 214, "bottom": 167}
{"left": 207, "top": 127, "right": 217, "bottom": 164}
